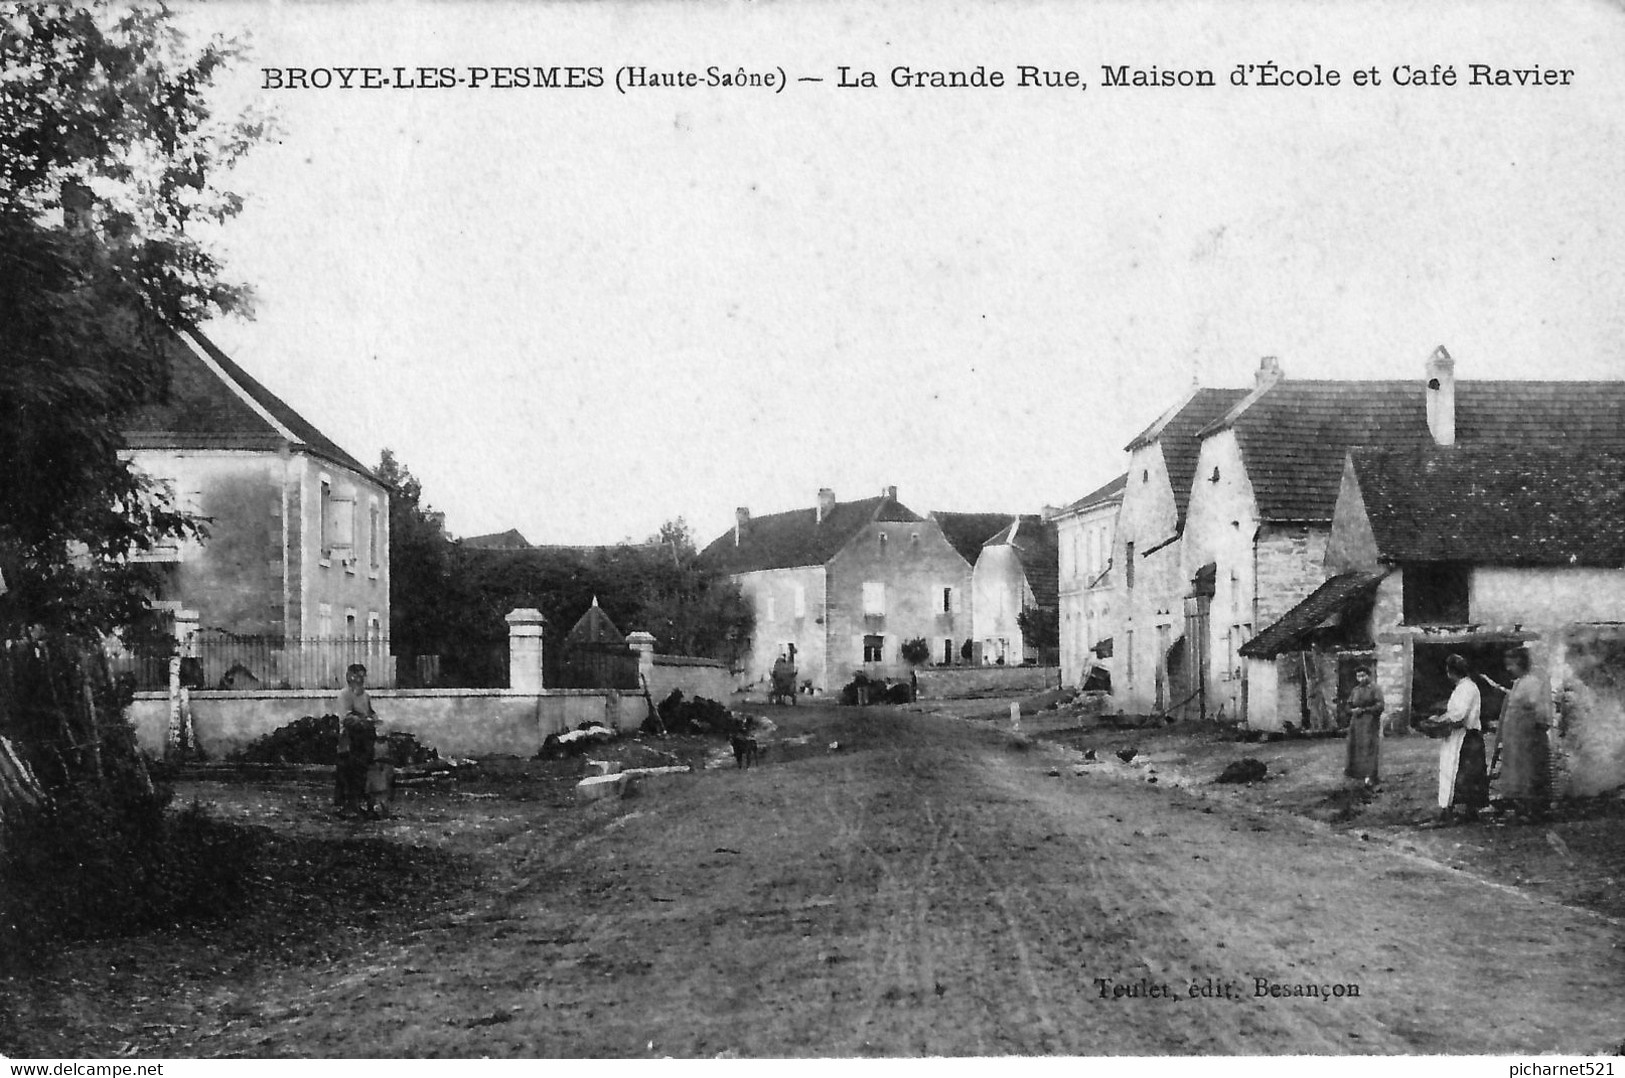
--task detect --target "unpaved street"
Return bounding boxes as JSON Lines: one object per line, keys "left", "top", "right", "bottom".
{"left": 5, "top": 704, "right": 1624, "bottom": 1057}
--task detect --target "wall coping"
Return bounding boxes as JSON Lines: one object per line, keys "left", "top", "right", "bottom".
{"left": 133, "top": 687, "right": 625, "bottom": 702}
{"left": 653, "top": 654, "right": 728, "bottom": 668}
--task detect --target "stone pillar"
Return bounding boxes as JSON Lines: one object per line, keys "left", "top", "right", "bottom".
{"left": 505, "top": 608, "right": 547, "bottom": 692}
{"left": 168, "top": 609, "right": 199, "bottom": 757}
{"left": 626, "top": 631, "right": 656, "bottom": 691}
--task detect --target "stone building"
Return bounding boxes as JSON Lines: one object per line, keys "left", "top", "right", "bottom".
{"left": 1053, "top": 473, "right": 1125, "bottom": 689}
{"left": 1227, "top": 350, "right": 1625, "bottom": 733}
{"left": 701, "top": 488, "right": 983, "bottom": 690}
{"left": 971, "top": 515, "right": 1059, "bottom": 666}
{"left": 121, "top": 328, "right": 391, "bottom": 682}
{"left": 1259, "top": 444, "right": 1625, "bottom": 796}
{"left": 1112, "top": 385, "right": 1250, "bottom": 715}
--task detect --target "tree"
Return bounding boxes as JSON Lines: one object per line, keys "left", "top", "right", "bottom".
{"left": 0, "top": 3, "right": 269, "bottom": 954}
{"left": 635, "top": 518, "right": 754, "bottom": 669}
{"left": 374, "top": 449, "right": 465, "bottom": 679}
{"left": 1, "top": 2, "right": 265, "bottom": 639}
{"left": 1017, "top": 605, "right": 1060, "bottom": 654}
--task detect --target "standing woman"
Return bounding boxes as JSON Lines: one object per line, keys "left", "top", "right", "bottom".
{"left": 1497, "top": 647, "right": 1555, "bottom": 822}
{"left": 1343, "top": 665, "right": 1385, "bottom": 790}
{"left": 1431, "top": 653, "right": 1489, "bottom": 824}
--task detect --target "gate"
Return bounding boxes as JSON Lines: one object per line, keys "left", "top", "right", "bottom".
{"left": 558, "top": 643, "right": 640, "bottom": 690}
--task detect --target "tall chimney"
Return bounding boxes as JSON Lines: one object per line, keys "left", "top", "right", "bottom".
{"left": 882, "top": 485, "right": 897, "bottom": 501}
{"left": 1425, "top": 346, "right": 1455, "bottom": 446}
{"left": 817, "top": 488, "right": 836, "bottom": 524}
{"left": 1255, "top": 356, "right": 1282, "bottom": 389}
{"left": 734, "top": 506, "right": 750, "bottom": 546}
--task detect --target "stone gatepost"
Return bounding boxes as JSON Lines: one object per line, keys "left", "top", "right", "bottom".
{"left": 626, "top": 631, "right": 657, "bottom": 691}
{"left": 168, "top": 608, "right": 199, "bottom": 757}
{"left": 505, "top": 608, "right": 547, "bottom": 692}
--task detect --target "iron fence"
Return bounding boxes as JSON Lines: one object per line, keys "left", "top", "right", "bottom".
{"left": 106, "top": 631, "right": 396, "bottom": 691}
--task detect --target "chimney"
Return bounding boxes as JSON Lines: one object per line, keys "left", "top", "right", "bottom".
{"left": 734, "top": 506, "right": 749, "bottom": 546}
{"left": 1425, "top": 346, "right": 1455, "bottom": 446}
{"left": 817, "top": 488, "right": 836, "bottom": 524}
{"left": 1255, "top": 356, "right": 1282, "bottom": 389}
{"left": 882, "top": 485, "right": 897, "bottom": 501}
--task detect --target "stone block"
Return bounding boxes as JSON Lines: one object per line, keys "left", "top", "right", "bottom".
{"left": 575, "top": 772, "right": 628, "bottom": 801}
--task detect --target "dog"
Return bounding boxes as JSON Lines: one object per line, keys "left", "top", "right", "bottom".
{"left": 730, "top": 716, "right": 760, "bottom": 769}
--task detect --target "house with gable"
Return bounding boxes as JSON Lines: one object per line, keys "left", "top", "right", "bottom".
{"left": 1053, "top": 473, "right": 1126, "bottom": 689}
{"left": 1112, "top": 385, "right": 1250, "bottom": 715}
{"left": 1184, "top": 348, "right": 1625, "bottom": 731}
{"left": 120, "top": 327, "right": 392, "bottom": 684}
{"left": 1263, "top": 444, "right": 1625, "bottom": 796}
{"left": 701, "top": 488, "right": 982, "bottom": 690}
{"left": 971, "top": 515, "right": 1060, "bottom": 666}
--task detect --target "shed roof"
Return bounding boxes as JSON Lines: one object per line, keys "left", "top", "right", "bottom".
{"left": 1351, "top": 447, "right": 1625, "bottom": 567}
{"left": 566, "top": 598, "right": 625, "bottom": 646}
{"left": 1239, "top": 570, "right": 1388, "bottom": 659}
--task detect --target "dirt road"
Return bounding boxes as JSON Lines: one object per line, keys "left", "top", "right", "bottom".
{"left": 5, "top": 704, "right": 1623, "bottom": 1057}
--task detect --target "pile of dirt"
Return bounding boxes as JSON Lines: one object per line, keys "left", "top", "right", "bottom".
{"left": 228, "top": 715, "right": 440, "bottom": 768}
{"left": 656, "top": 691, "right": 733, "bottom": 734}
{"left": 1215, "top": 757, "right": 1268, "bottom": 784}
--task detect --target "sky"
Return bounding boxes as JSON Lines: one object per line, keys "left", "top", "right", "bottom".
{"left": 173, "top": 0, "right": 1625, "bottom": 546}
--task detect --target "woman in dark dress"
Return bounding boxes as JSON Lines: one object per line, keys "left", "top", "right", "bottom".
{"left": 1343, "top": 665, "right": 1384, "bottom": 789}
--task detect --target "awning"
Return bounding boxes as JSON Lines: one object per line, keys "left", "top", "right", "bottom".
{"left": 1239, "top": 570, "right": 1389, "bottom": 659}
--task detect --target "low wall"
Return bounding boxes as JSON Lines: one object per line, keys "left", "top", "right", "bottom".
{"left": 914, "top": 665, "right": 1060, "bottom": 699}
{"left": 646, "top": 655, "right": 733, "bottom": 703}
{"left": 129, "top": 687, "right": 647, "bottom": 759}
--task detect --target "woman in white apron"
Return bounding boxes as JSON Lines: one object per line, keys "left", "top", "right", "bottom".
{"left": 1431, "top": 653, "right": 1489, "bottom": 824}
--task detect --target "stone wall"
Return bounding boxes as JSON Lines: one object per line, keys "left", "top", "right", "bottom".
{"left": 646, "top": 655, "right": 733, "bottom": 703}
{"left": 914, "top": 665, "right": 1060, "bottom": 699}
{"left": 128, "top": 687, "right": 645, "bottom": 759}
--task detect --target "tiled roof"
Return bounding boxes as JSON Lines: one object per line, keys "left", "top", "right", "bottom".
{"left": 1124, "top": 387, "right": 1250, "bottom": 533}
{"left": 931, "top": 511, "right": 1019, "bottom": 564}
{"left": 984, "top": 516, "right": 1060, "bottom": 610}
{"left": 122, "top": 328, "right": 370, "bottom": 474}
{"left": 1206, "top": 379, "right": 1625, "bottom": 524}
{"left": 1352, "top": 447, "right": 1625, "bottom": 567}
{"left": 1057, "top": 473, "right": 1128, "bottom": 516}
{"left": 700, "top": 495, "right": 923, "bottom": 574}
{"left": 1240, "top": 570, "right": 1388, "bottom": 659}
{"left": 461, "top": 528, "right": 532, "bottom": 549}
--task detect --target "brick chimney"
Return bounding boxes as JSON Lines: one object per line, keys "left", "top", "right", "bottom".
{"left": 734, "top": 506, "right": 749, "bottom": 546}
{"left": 882, "top": 485, "right": 897, "bottom": 501}
{"left": 1425, "top": 346, "right": 1455, "bottom": 447}
{"left": 817, "top": 488, "right": 836, "bottom": 524}
{"left": 1255, "top": 356, "right": 1283, "bottom": 389}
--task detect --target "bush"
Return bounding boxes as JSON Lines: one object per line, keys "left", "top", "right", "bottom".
{"left": 900, "top": 637, "right": 931, "bottom": 666}
{"left": 1, "top": 791, "right": 258, "bottom": 968}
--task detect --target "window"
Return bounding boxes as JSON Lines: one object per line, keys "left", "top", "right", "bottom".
{"left": 793, "top": 584, "right": 806, "bottom": 619}
{"left": 1403, "top": 562, "right": 1470, "bottom": 625}
{"left": 940, "top": 586, "right": 955, "bottom": 614}
{"left": 1124, "top": 541, "right": 1135, "bottom": 589}
{"left": 943, "top": 638, "right": 954, "bottom": 665}
{"left": 765, "top": 594, "right": 776, "bottom": 623}
{"left": 319, "top": 479, "right": 333, "bottom": 559}
{"left": 345, "top": 609, "right": 357, "bottom": 638}
{"left": 863, "top": 635, "right": 884, "bottom": 663}
{"left": 368, "top": 499, "right": 381, "bottom": 571}
{"left": 862, "top": 582, "right": 885, "bottom": 616}
{"left": 318, "top": 603, "right": 333, "bottom": 638}
{"left": 879, "top": 532, "right": 888, "bottom": 555}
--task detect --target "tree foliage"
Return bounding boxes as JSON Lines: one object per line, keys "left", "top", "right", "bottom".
{"left": 0, "top": 1, "right": 265, "bottom": 638}
{"left": 1017, "top": 604, "right": 1060, "bottom": 652}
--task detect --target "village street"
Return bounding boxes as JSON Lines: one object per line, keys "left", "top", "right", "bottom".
{"left": 4, "top": 703, "right": 1623, "bottom": 1058}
